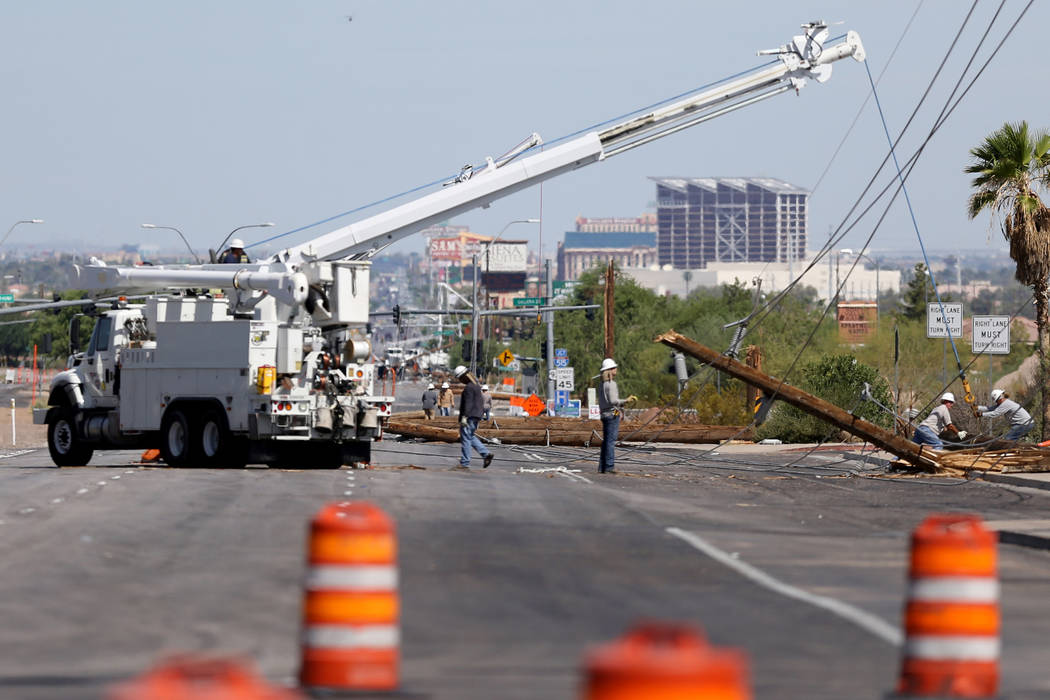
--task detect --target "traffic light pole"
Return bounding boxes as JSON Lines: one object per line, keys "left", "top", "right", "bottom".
{"left": 470, "top": 253, "right": 480, "bottom": 376}
{"left": 545, "top": 259, "right": 555, "bottom": 413}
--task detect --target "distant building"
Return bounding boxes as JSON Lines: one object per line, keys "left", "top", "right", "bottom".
{"left": 556, "top": 215, "right": 658, "bottom": 280}
{"left": 651, "top": 177, "right": 808, "bottom": 268}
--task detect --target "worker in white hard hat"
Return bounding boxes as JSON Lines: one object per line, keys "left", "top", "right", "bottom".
{"left": 437, "top": 381, "right": 454, "bottom": 416}
{"left": 219, "top": 237, "right": 251, "bottom": 264}
{"left": 977, "top": 388, "right": 1034, "bottom": 441}
{"left": 481, "top": 383, "right": 492, "bottom": 421}
{"left": 911, "top": 392, "right": 965, "bottom": 450}
{"left": 421, "top": 382, "right": 438, "bottom": 420}
{"left": 596, "top": 357, "right": 636, "bottom": 473}
{"left": 451, "top": 365, "right": 493, "bottom": 470}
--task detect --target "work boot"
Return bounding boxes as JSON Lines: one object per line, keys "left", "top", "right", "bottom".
{"left": 482, "top": 454, "right": 494, "bottom": 468}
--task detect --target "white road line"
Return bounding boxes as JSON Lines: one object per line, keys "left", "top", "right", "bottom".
{"left": 516, "top": 466, "right": 592, "bottom": 484}
{"left": 666, "top": 527, "right": 902, "bottom": 647}
{"left": 0, "top": 449, "right": 35, "bottom": 460}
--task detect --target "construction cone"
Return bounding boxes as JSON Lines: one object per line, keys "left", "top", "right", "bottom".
{"left": 299, "top": 501, "right": 399, "bottom": 691}
{"left": 108, "top": 655, "right": 302, "bottom": 699}
{"left": 893, "top": 514, "right": 999, "bottom": 698}
{"left": 582, "top": 621, "right": 751, "bottom": 699}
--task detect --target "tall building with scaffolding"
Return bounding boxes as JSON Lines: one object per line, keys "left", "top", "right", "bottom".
{"left": 651, "top": 177, "right": 808, "bottom": 268}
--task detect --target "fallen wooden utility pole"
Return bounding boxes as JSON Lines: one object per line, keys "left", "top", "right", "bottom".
{"left": 654, "top": 330, "right": 942, "bottom": 471}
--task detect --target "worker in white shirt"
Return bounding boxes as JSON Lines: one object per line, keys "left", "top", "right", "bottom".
{"left": 912, "top": 392, "right": 966, "bottom": 450}
{"left": 978, "top": 388, "right": 1034, "bottom": 441}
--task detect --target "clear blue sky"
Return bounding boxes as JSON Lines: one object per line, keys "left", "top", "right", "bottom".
{"left": 1, "top": 1, "right": 1043, "bottom": 262}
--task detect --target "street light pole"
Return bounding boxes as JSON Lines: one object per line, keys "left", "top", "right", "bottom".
{"left": 0, "top": 219, "right": 44, "bottom": 250}
{"left": 141, "top": 223, "right": 201, "bottom": 264}
{"left": 215, "top": 222, "right": 276, "bottom": 261}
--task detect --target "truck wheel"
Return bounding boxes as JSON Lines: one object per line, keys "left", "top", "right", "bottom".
{"left": 160, "top": 408, "right": 196, "bottom": 467}
{"left": 199, "top": 408, "right": 244, "bottom": 467}
{"left": 47, "top": 409, "right": 94, "bottom": 466}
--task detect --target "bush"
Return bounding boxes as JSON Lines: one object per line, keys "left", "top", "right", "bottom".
{"left": 755, "top": 353, "right": 894, "bottom": 443}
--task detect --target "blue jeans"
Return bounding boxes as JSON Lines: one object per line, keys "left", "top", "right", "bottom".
{"left": 1005, "top": 421, "right": 1034, "bottom": 441}
{"left": 440, "top": 406, "right": 450, "bottom": 416}
{"left": 459, "top": 417, "right": 489, "bottom": 467}
{"left": 912, "top": 425, "right": 943, "bottom": 450}
{"left": 600, "top": 414, "right": 620, "bottom": 472}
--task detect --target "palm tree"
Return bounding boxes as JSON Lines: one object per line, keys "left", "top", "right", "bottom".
{"left": 966, "top": 121, "right": 1050, "bottom": 438}
{"left": 682, "top": 270, "right": 693, "bottom": 297}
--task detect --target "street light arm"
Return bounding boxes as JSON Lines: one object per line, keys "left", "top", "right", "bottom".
{"left": 216, "top": 222, "right": 275, "bottom": 256}
{"left": 143, "top": 224, "right": 201, "bottom": 264}
{"left": 0, "top": 219, "right": 44, "bottom": 249}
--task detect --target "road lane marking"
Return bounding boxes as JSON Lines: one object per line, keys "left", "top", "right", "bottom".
{"left": 666, "top": 527, "right": 902, "bottom": 646}
{"left": 516, "top": 466, "right": 592, "bottom": 484}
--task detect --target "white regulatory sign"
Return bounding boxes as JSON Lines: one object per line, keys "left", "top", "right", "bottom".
{"left": 554, "top": 367, "right": 575, "bottom": 391}
{"left": 927, "top": 302, "right": 963, "bottom": 338}
{"left": 971, "top": 315, "right": 1010, "bottom": 355}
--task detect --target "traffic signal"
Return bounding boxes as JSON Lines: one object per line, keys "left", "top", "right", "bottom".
{"left": 541, "top": 343, "right": 548, "bottom": 361}
{"left": 392, "top": 304, "right": 401, "bottom": 327}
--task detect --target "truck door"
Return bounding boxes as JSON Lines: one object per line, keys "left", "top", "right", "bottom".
{"left": 82, "top": 316, "right": 118, "bottom": 406}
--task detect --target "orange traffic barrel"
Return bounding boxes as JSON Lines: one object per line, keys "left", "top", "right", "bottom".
{"left": 583, "top": 621, "right": 751, "bottom": 700}
{"left": 299, "top": 501, "right": 399, "bottom": 691}
{"left": 894, "top": 514, "right": 999, "bottom": 698}
{"left": 108, "top": 655, "right": 302, "bottom": 699}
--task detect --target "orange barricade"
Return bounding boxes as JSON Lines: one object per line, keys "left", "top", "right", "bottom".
{"left": 108, "top": 655, "right": 302, "bottom": 699}
{"left": 299, "top": 501, "right": 399, "bottom": 691}
{"left": 894, "top": 514, "right": 999, "bottom": 698}
{"left": 583, "top": 622, "right": 751, "bottom": 700}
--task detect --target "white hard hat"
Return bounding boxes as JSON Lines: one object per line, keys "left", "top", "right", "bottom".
{"left": 441, "top": 382, "right": 449, "bottom": 389}
{"left": 990, "top": 388, "right": 1004, "bottom": 401}
{"left": 600, "top": 358, "right": 618, "bottom": 372}
{"left": 482, "top": 384, "right": 489, "bottom": 391}
{"left": 453, "top": 365, "right": 468, "bottom": 377}
{"left": 941, "top": 392, "right": 955, "bottom": 403}
{"left": 229, "top": 238, "right": 245, "bottom": 249}
{"left": 427, "top": 383, "right": 435, "bottom": 389}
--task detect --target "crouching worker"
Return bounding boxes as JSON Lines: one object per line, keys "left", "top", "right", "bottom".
{"left": 979, "top": 388, "right": 1034, "bottom": 441}
{"left": 912, "top": 392, "right": 966, "bottom": 450}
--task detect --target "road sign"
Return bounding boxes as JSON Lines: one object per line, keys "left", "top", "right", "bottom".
{"left": 553, "top": 357, "right": 569, "bottom": 368}
{"left": 498, "top": 348, "right": 515, "bottom": 366}
{"left": 512, "top": 296, "right": 544, "bottom": 307}
{"left": 588, "top": 404, "right": 601, "bottom": 420}
{"left": 555, "top": 389, "right": 570, "bottom": 405}
{"left": 554, "top": 367, "right": 574, "bottom": 391}
{"left": 555, "top": 400, "right": 581, "bottom": 418}
{"left": 554, "top": 347, "right": 568, "bottom": 358}
{"left": 0, "top": 294, "right": 12, "bottom": 302}
{"left": 972, "top": 315, "right": 1010, "bottom": 355}
{"left": 522, "top": 393, "right": 546, "bottom": 417}
{"left": 926, "top": 302, "right": 963, "bottom": 338}
{"left": 433, "top": 329, "right": 455, "bottom": 336}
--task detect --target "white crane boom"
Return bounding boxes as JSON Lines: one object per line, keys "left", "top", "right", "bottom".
{"left": 274, "top": 23, "right": 864, "bottom": 264}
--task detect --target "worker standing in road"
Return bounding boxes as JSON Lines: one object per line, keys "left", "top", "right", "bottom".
{"left": 978, "top": 388, "right": 1034, "bottom": 441}
{"left": 481, "top": 384, "right": 492, "bottom": 421}
{"left": 421, "top": 382, "right": 438, "bottom": 420}
{"left": 219, "top": 238, "right": 251, "bottom": 264}
{"left": 452, "top": 365, "right": 493, "bottom": 470}
{"left": 911, "top": 392, "right": 965, "bottom": 450}
{"left": 597, "top": 357, "right": 635, "bottom": 474}
{"left": 438, "top": 381, "right": 454, "bottom": 417}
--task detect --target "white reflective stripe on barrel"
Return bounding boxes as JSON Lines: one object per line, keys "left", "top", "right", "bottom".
{"left": 905, "top": 636, "right": 1000, "bottom": 661}
{"left": 304, "top": 624, "right": 400, "bottom": 650}
{"left": 306, "top": 565, "right": 398, "bottom": 590}
{"left": 908, "top": 577, "right": 999, "bottom": 602}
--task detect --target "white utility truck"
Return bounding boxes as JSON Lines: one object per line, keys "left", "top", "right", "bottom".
{"left": 36, "top": 22, "right": 864, "bottom": 467}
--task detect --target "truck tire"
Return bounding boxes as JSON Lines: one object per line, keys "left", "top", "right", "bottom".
{"left": 199, "top": 408, "right": 245, "bottom": 468}
{"left": 160, "top": 408, "right": 196, "bottom": 467}
{"left": 47, "top": 409, "right": 94, "bottom": 467}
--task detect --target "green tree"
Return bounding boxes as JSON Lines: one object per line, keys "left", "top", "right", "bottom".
{"left": 897, "top": 263, "right": 934, "bottom": 321}
{"left": 966, "top": 120, "right": 1050, "bottom": 438}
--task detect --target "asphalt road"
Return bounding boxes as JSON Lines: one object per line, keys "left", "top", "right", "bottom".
{"left": 0, "top": 437, "right": 1048, "bottom": 699}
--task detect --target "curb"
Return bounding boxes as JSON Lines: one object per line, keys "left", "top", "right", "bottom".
{"left": 996, "top": 529, "right": 1050, "bottom": 551}
{"left": 979, "top": 471, "right": 1050, "bottom": 492}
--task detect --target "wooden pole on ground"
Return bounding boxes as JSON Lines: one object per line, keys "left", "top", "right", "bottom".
{"left": 655, "top": 330, "right": 942, "bottom": 471}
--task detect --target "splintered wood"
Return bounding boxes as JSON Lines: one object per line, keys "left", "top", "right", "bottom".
{"left": 935, "top": 448, "right": 1050, "bottom": 474}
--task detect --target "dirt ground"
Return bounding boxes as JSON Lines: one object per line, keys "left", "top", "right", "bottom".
{"left": 0, "top": 386, "right": 48, "bottom": 449}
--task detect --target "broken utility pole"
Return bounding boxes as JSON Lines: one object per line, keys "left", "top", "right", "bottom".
{"left": 654, "top": 330, "right": 941, "bottom": 471}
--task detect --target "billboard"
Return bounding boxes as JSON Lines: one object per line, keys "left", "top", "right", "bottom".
{"left": 485, "top": 242, "right": 528, "bottom": 272}
{"left": 429, "top": 237, "right": 462, "bottom": 261}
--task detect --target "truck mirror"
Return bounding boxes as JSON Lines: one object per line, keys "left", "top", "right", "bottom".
{"left": 69, "top": 316, "right": 81, "bottom": 355}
